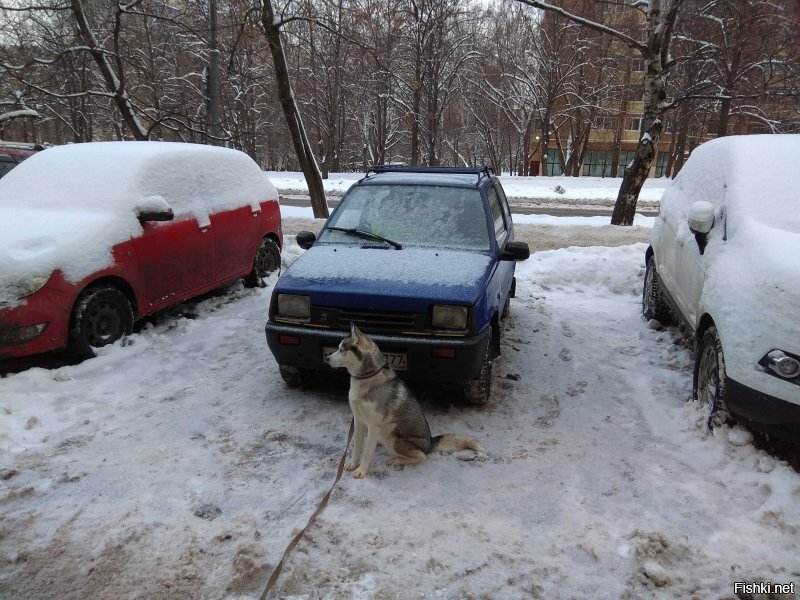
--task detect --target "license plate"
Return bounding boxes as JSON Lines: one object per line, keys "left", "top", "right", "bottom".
{"left": 323, "top": 346, "right": 407, "bottom": 370}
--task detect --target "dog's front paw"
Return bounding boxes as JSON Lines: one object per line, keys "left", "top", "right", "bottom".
{"left": 351, "top": 467, "right": 369, "bottom": 479}
{"left": 345, "top": 460, "right": 359, "bottom": 472}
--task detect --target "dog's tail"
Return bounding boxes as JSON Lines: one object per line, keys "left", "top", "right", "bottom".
{"left": 431, "top": 434, "right": 484, "bottom": 453}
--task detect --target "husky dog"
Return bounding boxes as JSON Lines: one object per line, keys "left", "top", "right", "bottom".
{"left": 325, "top": 324, "right": 484, "bottom": 479}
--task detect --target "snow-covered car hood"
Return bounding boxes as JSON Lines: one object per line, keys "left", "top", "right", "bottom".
{"left": 701, "top": 223, "right": 800, "bottom": 396}
{"left": 276, "top": 245, "right": 494, "bottom": 311}
{"left": 0, "top": 207, "right": 138, "bottom": 308}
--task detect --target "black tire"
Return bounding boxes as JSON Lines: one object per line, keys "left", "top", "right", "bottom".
{"left": 642, "top": 256, "right": 671, "bottom": 324}
{"left": 279, "top": 364, "right": 314, "bottom": 388}
{"left": 693, "top": 326, "right": 732, "bottom": 430}
{"left": 244, "top": 237, "right": 281, "bottom": 288}
{"left": 69, "top": 286, "right": 134, "bottom": 359}
{"left": 464, "top": 335, "right": 493, "bottom": 406}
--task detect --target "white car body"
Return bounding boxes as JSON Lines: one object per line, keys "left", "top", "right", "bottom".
{"left": 648, "top": 134, "right": 800, "bottom": 436}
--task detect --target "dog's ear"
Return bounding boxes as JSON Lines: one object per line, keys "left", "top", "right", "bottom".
{"left": 350, "top": 322, "right": 363, "bottom": 339}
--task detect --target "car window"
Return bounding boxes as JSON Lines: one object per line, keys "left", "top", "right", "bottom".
{"left": 487, "top": 186, "right": 508, "bottom": 244}
{"left": 0, "top": 159, "right": 16, "bottom": 179}
{"left": 320, "top": 184, "right": 491, "bottom": 252}
{"left": 495, "top": 183, "right": 512, "bottom": 230}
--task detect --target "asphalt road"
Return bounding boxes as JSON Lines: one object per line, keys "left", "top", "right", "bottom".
{"left": 278, "top": 194, "right": 660, "bottom": 217}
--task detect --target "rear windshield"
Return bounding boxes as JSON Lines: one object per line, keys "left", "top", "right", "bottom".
{"left": 319, "top": 184, "right": 490, "bottom": 251}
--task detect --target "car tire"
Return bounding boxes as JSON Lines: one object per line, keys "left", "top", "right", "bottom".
{"left": 464, "top": 337, "right": 493, "bottom": 406}
{"left": 279, "top": 364, "right": 314, "bottom": 388}
{"left": 244, "top": 237, "right": 281, "bottom": 288}
{"left": 642, "top": 256, "right": 671, "bottom": 324}
{"left": 693, "top": 326, "right": 732, "bottom": 430}
{"left": 69, "top": 286, "right": 134, "bottom": 359}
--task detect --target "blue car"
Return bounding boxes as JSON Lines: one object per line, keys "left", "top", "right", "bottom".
{"left": 265, "top": 166, "right": 529, "bottom": 404}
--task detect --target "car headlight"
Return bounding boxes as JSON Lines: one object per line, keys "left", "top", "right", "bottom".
{"left": 432, "top": 305, "right": 468, "bottom": 330}
{"left": 764, "top": 350, "right": 800, "bottom": 380}
{"left": 13, "top": 273, "right": 53, "bottom": 299}
{"left": 277, "top": 294, "right": 310, "bottom": 319}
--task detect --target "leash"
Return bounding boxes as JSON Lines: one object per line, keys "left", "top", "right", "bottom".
{"left": 258, "top": 418, "right": 354, "bottom": 600}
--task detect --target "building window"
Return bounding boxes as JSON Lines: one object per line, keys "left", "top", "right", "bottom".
{"left": 544, "top": 153, "right": 563, "bottom": 176}
{"left": 654, "top": 152, "right": 670, "bottom": 177}
{"left": 628, "top": 117, "right": 642, "bottom": 131}
{"left": 592, "top": 114, "right": 614, "bottom": 131}
{"left": 582, "top": 150, "right": 614, "bottom": 177}
{"left": 617, "top": 150, "right": 637, "bottom": 177}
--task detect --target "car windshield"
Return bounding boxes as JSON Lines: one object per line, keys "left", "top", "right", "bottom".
{"left": 319, "top": 184, "right": 490, "bottom": 251}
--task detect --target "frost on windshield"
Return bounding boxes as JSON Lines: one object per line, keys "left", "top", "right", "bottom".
{"left": 320, "top": 184, "right": 490, "bottom": 251}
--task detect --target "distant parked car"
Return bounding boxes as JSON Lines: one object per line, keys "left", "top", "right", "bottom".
{"left": 0, "top": 141, "right": 282, "bottom": 360}
{"left": 0, "top": 142, "right": 44, "bottom": 179}
{"left": 265, "top": 165, "right": 529, "bottom": 404}
{"left": 644, "top": 134, "right": 800, "bottom": 442}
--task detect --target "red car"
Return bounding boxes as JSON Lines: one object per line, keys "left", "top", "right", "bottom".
{"left": 0, "top": 141, "right": 282, "bottom": 360}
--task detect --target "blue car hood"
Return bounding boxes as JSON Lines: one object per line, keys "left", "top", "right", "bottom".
{"left": 276, "top": 245, "right": 494, "bottom": 311}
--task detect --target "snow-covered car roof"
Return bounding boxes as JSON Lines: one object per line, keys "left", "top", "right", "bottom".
{"left": 0, "top": 141, "right": 277, "bottom": 216}
{"left": 664, "top": 134, "right": 800, "bottom": 235}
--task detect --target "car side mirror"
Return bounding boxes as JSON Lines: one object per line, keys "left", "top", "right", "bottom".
{"left": 136, "top": 195, "right": 174, "bottom": 222}
{"left": 501, "top": 240, "right": 530, "bottom": 261}
{"left": 688, "top": 201, "right": 714, "bottom": 255}
{"left": 296, "top": 230, "right": 317, "bottom": 250}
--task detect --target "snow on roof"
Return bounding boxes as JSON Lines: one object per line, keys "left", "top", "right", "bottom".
{"left": 0, "top": 141, "right": 277, "bottom": 216}
{"left": 665, "top": 134, "right": 800, "bottom": 234}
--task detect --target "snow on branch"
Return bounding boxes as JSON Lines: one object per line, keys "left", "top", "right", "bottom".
{"left": 514, "top": 0, "right": 647, "bottom": 53}
{"left": 0, "top": 108, "right": 40, "bottom": 123}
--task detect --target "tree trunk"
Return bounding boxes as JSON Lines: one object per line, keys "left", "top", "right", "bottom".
{"left": 611, "top": 121, "right": 661, "bottom": 225}
{"left": 611, "top": 76, "right": 664, "bottom": 224}
{"left": 261, "top": 1, "right": 328, "bottom": 219}
{"left": 71, "top": 0, "right": 148, "bottom": 141}
{"left": 611, "top": 0, "right": 673, "bottom": 226}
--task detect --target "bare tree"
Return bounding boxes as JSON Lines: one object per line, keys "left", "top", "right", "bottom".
{"left": 689, "top": 0, "right": 800, "bottom": 136}
{"left": 515, "top": 0, "right": 687, "bottom": 225}
{"left": 260, "top": 0, "right": 328, "bottom": 218}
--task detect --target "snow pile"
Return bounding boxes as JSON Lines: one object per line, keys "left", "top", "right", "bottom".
{"left": 1, "top": 142, "right": 276, "bottom": 215}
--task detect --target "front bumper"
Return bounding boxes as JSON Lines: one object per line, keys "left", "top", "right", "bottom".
{"left": 726, "top": 377, "right": 800, "bottom": 443}
{"left": 0, "top": 288, "right": 72, "bottom": 359}
{"left": 265, "top": 321, "right": 491, "bottom": 383}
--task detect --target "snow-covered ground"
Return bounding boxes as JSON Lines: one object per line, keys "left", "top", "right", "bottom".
{"left": 268, "top": 171, "right": 667, "bottom": 205}
{"left": 2, "top": 213, "right": 799, "bottom": 598}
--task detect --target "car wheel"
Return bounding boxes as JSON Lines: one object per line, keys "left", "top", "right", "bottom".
{"left": 693, "top": 327, "right": 732, "bottom": 430}
{"left": 642, "top": 256, "right": 671, "bottom": 324}
{"left": 464, "top": 337, "right": 493, "bottom": 406}
{"left": 244, "top": 237, "right": 281, "bottom": 288}
{"left": 279, "top": 364, "right": 314, "bottom": 388}
{"left": 69, "top": 286, "right": 134, "bottom": 359}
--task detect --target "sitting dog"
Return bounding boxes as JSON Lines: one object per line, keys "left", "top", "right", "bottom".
{"left": 325, "top": 323, "right": 484, "bottom": 479}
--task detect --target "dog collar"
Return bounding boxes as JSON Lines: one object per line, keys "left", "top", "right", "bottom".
{"left": 352, "top": 367, "right": 382, "bottom": 380}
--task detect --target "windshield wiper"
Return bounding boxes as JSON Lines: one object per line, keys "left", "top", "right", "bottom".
{"left": 325, "top": 226, "right": 402, "bottom": 249}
